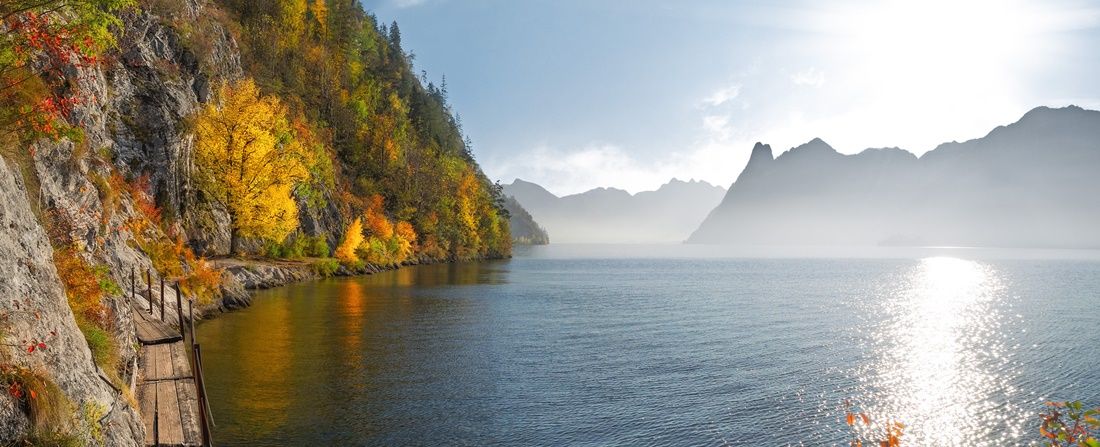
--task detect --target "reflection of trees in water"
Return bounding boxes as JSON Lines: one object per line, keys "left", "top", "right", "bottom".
{"left": 369, "top": 261, "right": 510, "bottom": 288}
{"left": 221, "top": 294, "right": 293, "bottom": 435}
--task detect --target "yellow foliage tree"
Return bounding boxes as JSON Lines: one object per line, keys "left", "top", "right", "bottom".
{"left": 335, "top": 217, "right": 364, "bottom": 262}
{"left": 456, "top": 169, "right": 481, "bottom": 256}
{"left": 193, "top": 79, "right": 311, "bottom": 255}
{"left": 277, "top": 0, "right": 307, "bottom": 48}
{"left": 308, "top": 0, "right": 328, "bottom": 38}
{"left": 394, "top": 220, "right": 417, "bottom": 262}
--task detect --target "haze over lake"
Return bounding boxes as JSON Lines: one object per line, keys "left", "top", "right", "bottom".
{"left": 200, "top": 245, "right": 1100, "bottom": 446}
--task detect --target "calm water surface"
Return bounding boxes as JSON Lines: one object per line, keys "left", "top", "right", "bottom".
{"left": 199, "top": 245, "right": 1100, "bottom": 446}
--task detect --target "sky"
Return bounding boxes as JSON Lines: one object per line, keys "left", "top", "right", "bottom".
{"left": 362, "top": 0, "right": 1100, "bottom": 195}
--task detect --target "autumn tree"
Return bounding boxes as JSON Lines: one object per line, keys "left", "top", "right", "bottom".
{"left": 335, "top": 217, "right": 363, "bottom": 262}
{"left": 192, "top": 78, "right": 312, "bottom": 255}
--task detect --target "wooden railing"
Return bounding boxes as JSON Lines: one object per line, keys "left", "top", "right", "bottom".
{"left": 130, "top": 265, "right": 215, "bottom": 446}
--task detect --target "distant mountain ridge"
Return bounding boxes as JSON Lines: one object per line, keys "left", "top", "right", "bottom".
{"left": 505, "top": 178, "right": 727, "bottom": 243}
{"left": 688, "top": 105, "right": 1100, "bottom": 248}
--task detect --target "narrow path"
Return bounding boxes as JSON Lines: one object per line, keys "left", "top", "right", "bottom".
{"left": 134, "top": 311, "right": 202, "bottom": 446}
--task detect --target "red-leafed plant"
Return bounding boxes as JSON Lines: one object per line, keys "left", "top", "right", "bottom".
{"left": 1, "top": 0, "right": 134, "bottom": 142}
{"left": 1040, "top": 401, "right": 1100, "bottom": 447}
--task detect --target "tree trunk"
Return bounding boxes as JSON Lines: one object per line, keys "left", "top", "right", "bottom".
{"left": 229, "top": 226, "right": 239, "bottom": 257}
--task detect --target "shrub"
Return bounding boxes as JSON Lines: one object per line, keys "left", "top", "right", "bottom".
{"left": 76, "top": 321, "right": 118, "bottom": 374}
{"left": 179, "top": 250, "right": 223, "bottom": 306}
{"left": 306, "top": 235, "right": 330, "bottom": 257}
{"left": 52, "top": 247, "right": 107, "bottom": 323}
{"left": 1039, "top": 401, "right": 1100, "bottom": 446}
{"left": 310, "top": 259, "right": 339, "bottom": 277}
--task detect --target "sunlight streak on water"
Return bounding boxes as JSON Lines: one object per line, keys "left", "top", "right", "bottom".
{"left": 858, "top": 257, "right": 1026, "bottom": 446}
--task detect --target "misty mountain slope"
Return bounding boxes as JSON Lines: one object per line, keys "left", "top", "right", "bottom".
{"left": 688, "top": 105, "right": 1100, "bottom": 248}
{"left": 504, "top": 179, "right": 727, "bottom": 243}
{"left": 503, "top": 196, "right": 550, "bottom": 245}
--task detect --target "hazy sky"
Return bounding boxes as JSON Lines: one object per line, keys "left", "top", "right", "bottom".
{"left": 363, "top": 0, "right": 1100, "bottom": 195}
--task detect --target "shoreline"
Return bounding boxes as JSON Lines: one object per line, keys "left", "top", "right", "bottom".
{"left": 197, "top": 255, "right": 504, "bottom": 319}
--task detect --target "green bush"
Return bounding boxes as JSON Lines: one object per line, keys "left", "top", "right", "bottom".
{"left": 306, "top": 235, "right": 330, "bottom": 257}
{"left": 310, "top": 258, "right": 340, "bottom": 277}
{"left": 265, "top": 236, "right": 310, "bottom": 259}
{"left": 77, "top": 321, "right": 118, "bottom": 377}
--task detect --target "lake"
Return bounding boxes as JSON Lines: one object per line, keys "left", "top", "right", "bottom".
{"left": 198, "top": 245, "right": 1100, "bottom": 446}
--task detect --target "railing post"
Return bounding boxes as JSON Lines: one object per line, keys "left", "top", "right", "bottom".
{"left": 130, "top": 266, "right": 135, "bottom": 306}
{"left": 159, "top": 277, "right": 165, "bottom": 320}
{"left": 174, "top": 281, "right": 183, "bottom": 339}
{"left": 189, "top": 298, "right": 195, "bottom": 350}
{"left": 146, "top": 269, "right": 152, "bottom": 314}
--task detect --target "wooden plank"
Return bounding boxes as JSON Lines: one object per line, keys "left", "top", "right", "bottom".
{"left": 176, "top": 379, "right": 202, "bottom": 446}
{"left": 155, "top": 344, "right": 174, "bottom": 381}
{"left": 139, "top": 383, "right": 157, "bottom": 447}
{"left": 156, "top": 380, "right": 185, "bottom": 446}
{"left": 169, "top": 342, "right": 193, "bottom": 379}
{"left": 144, "top": 344, "right": 171, "bottom": 381}
{"left": 140, "top": 345, "right": 157, "bottom": 380}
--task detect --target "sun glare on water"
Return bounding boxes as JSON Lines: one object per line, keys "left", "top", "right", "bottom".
{"left": 857, "top": 257, "right": 1027, "bottom": 446}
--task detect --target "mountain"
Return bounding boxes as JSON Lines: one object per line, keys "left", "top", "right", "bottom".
{"left": 505, "top": 178, "right": 727, "bottom": 243}
{"left": 502, "top": 196, "right": 550, "bottom": 245}
{"left": 688, "top": 106, "right": 1100, "bottom": 248}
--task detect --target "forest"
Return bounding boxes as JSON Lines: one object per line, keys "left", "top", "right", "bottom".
{"left": 194, "top": 0, "right": 514, "bottom": 262}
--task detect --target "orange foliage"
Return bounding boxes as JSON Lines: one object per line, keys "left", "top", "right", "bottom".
{"left": 844, "top": 400, "right": 904, "bottom": 447}
{"left": 364, "top": 194, "right": 393, "bottom": 238}
{"left": 128, "top": 174, "right": 161, "bottom": 226}
{"left": 52, "top": 246, "right": 108, "bottom": 325}
{"left": 179, "top": 247, "right": 223, "bottom": 305}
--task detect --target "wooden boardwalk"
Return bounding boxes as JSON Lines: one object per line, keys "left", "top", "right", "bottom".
{"left": 135, "top": 312, "right": 183, "bottom": 345}
{"left": 134, "top": 309, "right": 207, "bottom": 446}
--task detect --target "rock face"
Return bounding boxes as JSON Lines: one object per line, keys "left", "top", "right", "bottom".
{"left": 504, "top": 178, "right": 727, "bottom": 243}
{"left": 0, "top": 159, "right": 143, "bottom": 445}
{"left": 0, "top": 1, "right": 258, "bottom": 443}
{"left": 688, "top": 106, "right": 1100, "bottom": 248}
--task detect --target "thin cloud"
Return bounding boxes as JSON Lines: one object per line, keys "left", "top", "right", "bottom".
{"left": 790, "top": 67, "right": 825, "bottom": 87}
{"left": 701, "top": 84, "right": 741, "bottom": 107}
{"left": 392, "top": 0, "right": 427, "bottom": 8}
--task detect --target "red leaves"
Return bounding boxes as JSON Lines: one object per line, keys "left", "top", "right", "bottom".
{"left": 24, "top": 340, "right": 49, "bottom": 354}
{"left": 1038, "top": 401, "right": 1100, "bottom": 447}
{"left": 8, "top": 382, "right": 22, "bottom": 400}
{"left": 3, "top": 10, "right": 106, "bottom": 141}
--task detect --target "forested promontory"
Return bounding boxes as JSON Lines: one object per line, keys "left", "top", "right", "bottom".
{"left": 0, "top": 0, "right": 514, "bottom": 443}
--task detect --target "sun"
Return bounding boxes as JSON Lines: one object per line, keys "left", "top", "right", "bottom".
{"left": 798, "top": 0, "right": 1070, "bottom": 151}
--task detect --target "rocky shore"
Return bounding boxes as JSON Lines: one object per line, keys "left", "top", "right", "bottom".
{"left": 201, "top": 258, "right": 437, "bottom": 316}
